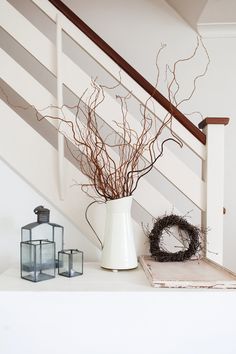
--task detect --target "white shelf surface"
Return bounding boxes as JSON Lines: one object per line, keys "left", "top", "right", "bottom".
{"left": 1, "top": 261, "right": 236, "bottom": 292}
{"left": 0, "top": 262, "right": 153, "bottom": 292}
{"left": 0, "top": 263, "right": 236, "bottom": 354}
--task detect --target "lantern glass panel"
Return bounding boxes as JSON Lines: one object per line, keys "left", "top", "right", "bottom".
{"left": 31, "top": 223, "right": 53, "bottom": 241}
{"left": 58, "top": 249, "right": 83, "bottom": 277}
{"left": 21, "top": 228, "right": 31, "bottom": 242}
{"left": 21, "top": 241, "right": 35, "bottom": 274}
{"left": 53, "top": 225, "right": 64, "bottom": 256}
{"left": 21, "top": 240, "right": 55, "bottom": 282}
{"left": 21, "top": 224, "right": 64, "bottom": 268}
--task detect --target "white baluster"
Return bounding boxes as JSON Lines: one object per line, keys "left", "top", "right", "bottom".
{"left": 57, "top": 13, "right": 65, "bottom": 200}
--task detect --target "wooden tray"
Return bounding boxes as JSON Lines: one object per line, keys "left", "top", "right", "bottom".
{"left": 139, "top": 255, "right": 236, "bottom": 289}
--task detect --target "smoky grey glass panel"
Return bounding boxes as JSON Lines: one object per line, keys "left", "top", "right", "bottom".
{"left": 58, "top": 249, "right": 83, "bottom": 277}
{"left": 21, "top": 240, "right": 55, "bottom": 282}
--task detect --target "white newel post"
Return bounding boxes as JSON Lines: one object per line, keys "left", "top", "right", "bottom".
{"left": 199, "top": 117, "right": 229, "bottom": 265}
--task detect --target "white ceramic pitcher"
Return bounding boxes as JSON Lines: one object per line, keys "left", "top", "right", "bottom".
{"left": 101, "top": 196, "right": 138, "bottom": 271}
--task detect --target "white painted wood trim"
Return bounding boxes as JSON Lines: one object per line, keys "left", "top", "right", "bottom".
{"left": 0, "top": 0, "right": 55, "bottom": 73}
{"left": 0, "top": 48, "right": 56, "bottom": 107}
{"left": 198, "top": 22, "right": 236, "bottom": 38}
{"left": 56, "top": 13, "right": 65, "bottom": 200}
{"left": 202, "top": 124, "right": 226, "bottom": 265}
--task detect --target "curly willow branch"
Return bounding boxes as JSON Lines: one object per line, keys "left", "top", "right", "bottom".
{"left": 0, "top": 38, "right": 209, "bottom": 203}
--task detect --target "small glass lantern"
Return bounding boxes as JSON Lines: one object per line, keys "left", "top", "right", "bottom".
{"left": 21, "top": 240, "right": 55, "bottom": 282}
{"left": 58, "top": 249, "right": 83, "bottom": 277}
{"left": 21, "top": 206, "right": 64, "bottom": 267}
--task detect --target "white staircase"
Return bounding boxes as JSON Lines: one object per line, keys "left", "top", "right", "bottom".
{"left": 0, "top": 0, "right": 228, "bottom": 266}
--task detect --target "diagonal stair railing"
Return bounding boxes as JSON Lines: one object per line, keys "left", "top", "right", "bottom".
{"left": 49, "top": 0, "right": 206, "bottom": 145}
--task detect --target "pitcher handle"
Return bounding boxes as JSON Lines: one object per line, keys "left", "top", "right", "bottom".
{"left": 85, "top": 201, "right": 104, "bottom": 249}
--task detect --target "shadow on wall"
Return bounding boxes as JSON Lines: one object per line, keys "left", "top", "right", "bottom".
{"left": 165, "top": 0, "right": 208, "bottom": 29}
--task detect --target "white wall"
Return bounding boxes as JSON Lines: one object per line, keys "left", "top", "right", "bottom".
{"left": 63, "top": 0, "right": 198, "bottom": 87}
{"left": 200, "top": 0, "right": 236, "bottom": 23}
{"left": 0, "top": 158, "right": 99, "bottom": 273}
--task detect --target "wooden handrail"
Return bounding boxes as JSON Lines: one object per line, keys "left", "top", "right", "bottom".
{"left": 48, "top": 0, "right": 206, "bottom": 145}
{"left": 198, "top": 117, "right": 229, "bottom": 129}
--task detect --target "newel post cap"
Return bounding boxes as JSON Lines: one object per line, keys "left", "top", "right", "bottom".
{"left": 198, "top": 117, "right": 230, "bottom": 130}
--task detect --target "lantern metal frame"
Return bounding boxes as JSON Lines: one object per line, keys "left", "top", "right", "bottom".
{"left": 21, "top": 222, "right": 64, "bottom": 268}
{"left": 20, "top": 239, "right": 56, "bottom": 282}
{"left": 58, "top": 249, "right": 84, "bottom": 277}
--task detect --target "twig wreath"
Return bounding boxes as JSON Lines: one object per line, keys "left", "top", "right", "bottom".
{"left": 148, "top": 214, "right": 202, "bottom": 262}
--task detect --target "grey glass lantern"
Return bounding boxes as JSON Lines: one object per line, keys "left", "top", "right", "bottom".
{"left": 21, "top": 240, "right": 55, "bottom": 282}
{"left": 21, "top": 206, "right": 64, "bottom": 267}
{"left": 58, "top": 249, "right": 83, "bottom": 277}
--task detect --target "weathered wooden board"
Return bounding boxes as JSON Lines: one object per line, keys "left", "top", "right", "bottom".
{"left": 139, "top": 256, "right": 236, "bottom": 289}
